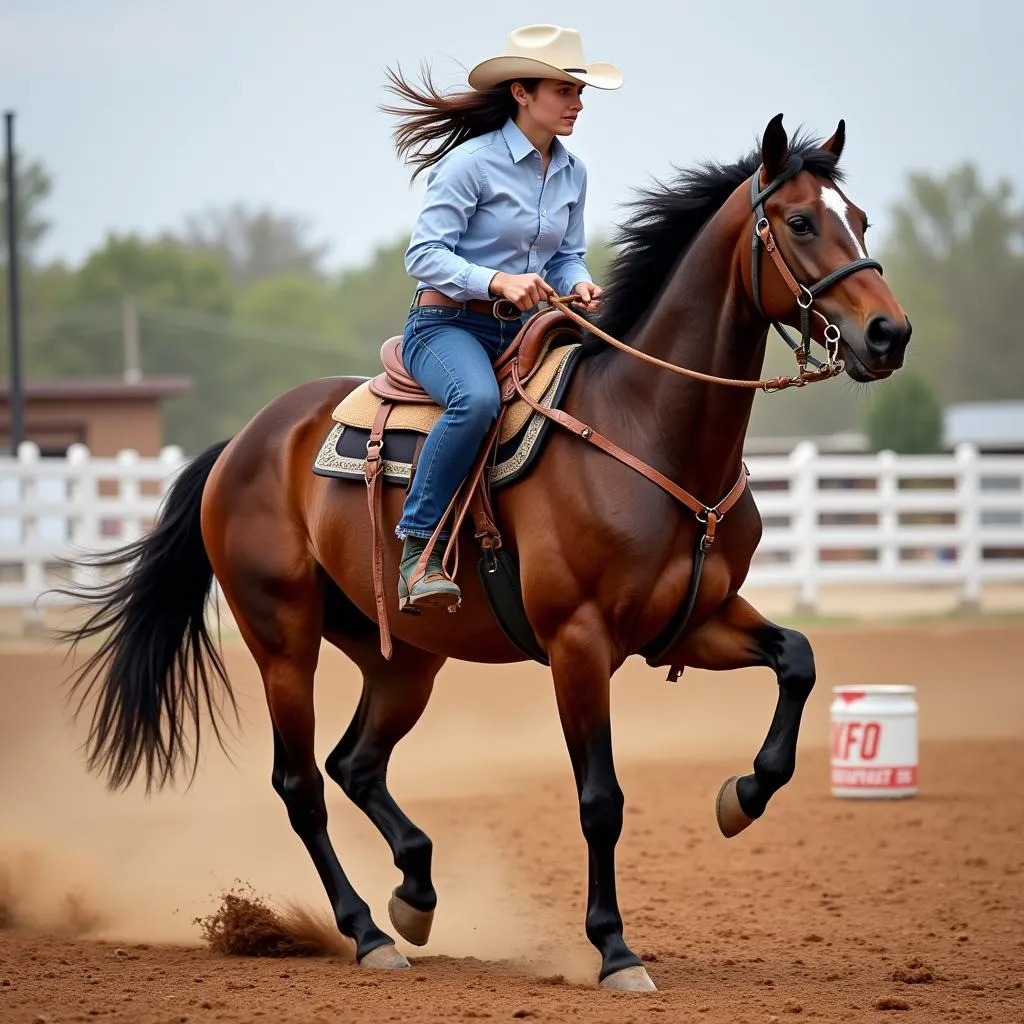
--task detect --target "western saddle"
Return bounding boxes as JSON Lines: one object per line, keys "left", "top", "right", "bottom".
{"left": 368, "top": 308, "right": 576, "bottom": 405}
{"left": 362, "top": 307, "right": 582, "bottom": 659}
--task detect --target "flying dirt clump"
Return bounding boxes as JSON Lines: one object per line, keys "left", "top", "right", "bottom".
{"left": 195, "top": 884, "right": 353, "bottom": 959}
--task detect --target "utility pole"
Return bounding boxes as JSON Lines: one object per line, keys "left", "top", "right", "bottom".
{"left": 4, "top": 111, "right": 24, "bottom": 454}
{"left": 122, "top": 295, "right": 141, "bottom": 382}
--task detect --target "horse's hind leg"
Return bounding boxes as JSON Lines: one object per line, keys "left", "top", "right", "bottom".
{"left": 677, "top": 593, "right": 816, "bottom": 837}
{"left": 324, "top": 631, "right": 445, "bottom": 947}
{"left": 218, "top": 565, "right": 405, "bottom": 967}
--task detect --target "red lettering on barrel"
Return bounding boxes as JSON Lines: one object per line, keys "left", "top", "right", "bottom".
{"left": 831, "top": 720, "right": 882, "bottom": 761}
{"left": 842, "top": 721, "right": 861, "bottom": 760}
{"left": 831, "top": 721, "right": 843, "bottom": 758}
{"left": 861, "top": 722, "right": 881, "bottom": 760}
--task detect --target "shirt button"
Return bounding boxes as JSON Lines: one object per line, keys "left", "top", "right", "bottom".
{"left": 541, "top": 209, "right": 546, "bottom": 216}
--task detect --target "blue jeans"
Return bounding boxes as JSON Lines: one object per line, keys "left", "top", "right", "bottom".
{"left": 396, "top": 304, "right": 525, "bottom": 540}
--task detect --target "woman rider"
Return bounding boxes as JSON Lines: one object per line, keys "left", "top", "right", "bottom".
{"left": 381, "top": 24, "right": 622, "bottom": 609}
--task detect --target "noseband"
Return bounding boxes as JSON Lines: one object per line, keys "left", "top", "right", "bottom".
{"left": 750, "top": 160, "right": 883, "bottom": 379}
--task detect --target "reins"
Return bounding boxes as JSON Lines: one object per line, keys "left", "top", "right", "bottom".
{"left": 546, "top": 292, "right": 834, "bottom": 392}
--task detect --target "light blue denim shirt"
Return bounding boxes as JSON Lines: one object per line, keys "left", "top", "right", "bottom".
{"left": 404, "top": 117, "right": 592, "bottom": 302}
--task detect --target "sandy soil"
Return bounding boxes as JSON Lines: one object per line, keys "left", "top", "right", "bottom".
{"left": 1, "top": 621, "right": 1022, "bottom": 1023}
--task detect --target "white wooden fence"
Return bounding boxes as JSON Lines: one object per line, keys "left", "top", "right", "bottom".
{"left": 1, "top": 440, "right": 1022, "bottom": 613}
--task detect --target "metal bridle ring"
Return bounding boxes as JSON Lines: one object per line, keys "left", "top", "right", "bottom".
{"left": 824, "top": 323, "right": 841, "bottom": 345}
{"left": 796, "top": 285, "right": 814, "bottom": 310}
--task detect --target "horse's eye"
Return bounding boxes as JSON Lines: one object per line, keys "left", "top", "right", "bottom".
{"left": 787, "top": 216, "right": 814, "bottom": 236}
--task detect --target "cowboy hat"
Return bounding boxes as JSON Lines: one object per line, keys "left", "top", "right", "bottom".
{"left": 467, "top": 24, "right": 623, "bottom": 92}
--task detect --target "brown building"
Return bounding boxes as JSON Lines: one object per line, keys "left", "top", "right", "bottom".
{"left": 0, "top": 376, "right": 192, "bottom": 457}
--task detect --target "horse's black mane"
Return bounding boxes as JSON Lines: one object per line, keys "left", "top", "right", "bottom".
{"left": 591, "top": 131, "right": 844, "bottom": 344}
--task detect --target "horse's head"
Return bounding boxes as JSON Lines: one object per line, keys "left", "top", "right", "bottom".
{"left": 747, "top": 114, "right": 911, "bottom": 382}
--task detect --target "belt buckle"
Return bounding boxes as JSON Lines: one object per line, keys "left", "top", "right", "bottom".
{"left": 492, "top": 299, "right": 521, "bottom": 322}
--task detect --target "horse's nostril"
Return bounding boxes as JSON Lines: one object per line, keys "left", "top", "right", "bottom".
{"left": 865, "top": 315, "right": 908, "bottom": 355}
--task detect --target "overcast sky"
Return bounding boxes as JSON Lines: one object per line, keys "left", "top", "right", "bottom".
{"left": 1, "top": 0, "right": 1021, "bottom": 274}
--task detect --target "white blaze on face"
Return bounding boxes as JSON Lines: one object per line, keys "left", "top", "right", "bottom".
{"left": 820, "top": 185, "right": 868, "bottom": 259}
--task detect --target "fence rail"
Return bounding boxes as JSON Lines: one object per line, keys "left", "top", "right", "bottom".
{"left": 2, "top": 440, "right": 1022, "bottom": 612}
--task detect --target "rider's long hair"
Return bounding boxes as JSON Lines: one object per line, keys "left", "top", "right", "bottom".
{"left": 381, "top": 64, "right": 538, "bottom": 181}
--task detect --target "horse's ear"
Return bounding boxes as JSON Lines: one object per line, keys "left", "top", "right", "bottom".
{"left": 761, "top": 113, "right": 789, "bottom": 181}
{"left": 822, "top": 118, "right": 846, "bottom": 160}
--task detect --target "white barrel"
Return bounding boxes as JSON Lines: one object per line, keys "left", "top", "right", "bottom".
{"left": 830, "top": 685, "right": 918, "bottom": 798}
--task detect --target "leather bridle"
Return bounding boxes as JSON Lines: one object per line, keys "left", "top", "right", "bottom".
{"left": 547, "top": 159, "right": 886, "bottom": 392}
{"left": 749, "top": 158, "right": 884, "bottom": 381}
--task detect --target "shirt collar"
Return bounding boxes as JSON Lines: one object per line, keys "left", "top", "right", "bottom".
{"left": 500, "top": 118, "right": 569, "bottom": 173}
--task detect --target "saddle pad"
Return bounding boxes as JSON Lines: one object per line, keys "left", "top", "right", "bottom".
{"left": 312, "top": 342, "right": 583, "bottom": 492}
{"left": 331, "top": 341, "right": 577, "bottom": 447}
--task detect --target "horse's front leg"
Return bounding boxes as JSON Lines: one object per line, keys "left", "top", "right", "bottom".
{"left": 547, "top": 610, "right": 656, "bottom": 992}
{"left": 674, "top": 593, "right": 816, "bottom": 837}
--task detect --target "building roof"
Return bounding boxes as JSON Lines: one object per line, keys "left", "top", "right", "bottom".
{"left": 0, "top": 376, "right": 193, "bottom": 402}
{"left": 944, "top": 401, "right": 1024, "bottom": 449}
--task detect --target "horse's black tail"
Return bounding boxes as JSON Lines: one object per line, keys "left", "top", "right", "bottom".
{"left": 54, "top": 438, "right": 236, "bottom": 793}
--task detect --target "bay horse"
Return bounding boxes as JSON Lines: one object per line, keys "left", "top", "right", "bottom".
{"left": 60, "top": 114, "right": 910, "bottom": 992}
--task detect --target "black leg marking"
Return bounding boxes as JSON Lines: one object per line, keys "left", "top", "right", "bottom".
{"left": 735, "top": 626, "right": 816, "bottom": 820}
{"left": 271, "top": 726, "right": 393, "bottom": 959}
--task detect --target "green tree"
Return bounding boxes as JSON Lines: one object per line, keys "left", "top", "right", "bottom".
{"left": 72, "top": 234, "right": 233, "bottom": 314}
{"left": 0, "top": 154, "right": 53, "bottom": 265}
{"left": 864, "top": 370, "right": 943, "bottom": 454}
{"left": 236, "top": 272, "right": 344, "bottom": 337}
{"left": 880, "top": 163, "right": 1024, "bottom": 404}
{"left": 179, "top": 203, "right": 330, "bottom": 289}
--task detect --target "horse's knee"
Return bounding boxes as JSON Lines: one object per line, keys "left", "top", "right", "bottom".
{"left": 327, "top": 748, "right": 381, "bottom": 808}
{"left": 273, "top": 767, "right": 328, "bottom": 837}
{"left": 579, "top": 779, "right": 624, "bottom": 847}
{"left": 778, "top": 628, "right": 815, "bottom": 700}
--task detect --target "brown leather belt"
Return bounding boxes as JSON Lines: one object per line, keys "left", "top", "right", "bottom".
{"left": 415, "top": 289, "right": 522, "bottom": 322}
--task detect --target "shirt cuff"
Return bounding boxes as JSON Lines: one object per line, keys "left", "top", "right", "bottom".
{"left": 549, "top": 265, "right": 591, "bottom": 298}
{"left": 463, "top": 264, "right": 500, "bottom": 302}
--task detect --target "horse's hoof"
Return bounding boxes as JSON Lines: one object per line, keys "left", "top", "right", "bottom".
{"left": 358, "top": 943, "right": 410, "bottom": 969}
{"left": 600, "top": 965, "right": 657, "bottom": 992}
{"left": 388, "top": 891, "right": 434, "bottom": 946}
{"left": 716, "top": 775, "right": 754, "bottom": 838}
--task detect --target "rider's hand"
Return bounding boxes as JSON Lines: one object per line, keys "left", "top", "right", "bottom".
{"left": 571, "top": 281, "right": 603, "bottom": 312}
{"left": 488, "top": 272, "right": 556, "bottom": 311}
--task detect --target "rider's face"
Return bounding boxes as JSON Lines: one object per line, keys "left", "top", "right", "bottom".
{"left": 516, "top": 79, "right": 585, "bottom": 137}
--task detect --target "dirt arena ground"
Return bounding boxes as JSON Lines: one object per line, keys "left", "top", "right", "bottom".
{"left": 1, "top": 619, "right": 1022, "bottom": 1023}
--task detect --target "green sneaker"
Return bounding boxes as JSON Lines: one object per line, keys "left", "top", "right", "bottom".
{"left": 398, "top": 537, "right": 461, "bottom": 613}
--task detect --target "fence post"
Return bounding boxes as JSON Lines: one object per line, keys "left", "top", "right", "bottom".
{"left": 116, "top": 449, "right": 142, "bottom": 544}
{"left": 791, "top": 440, "right": 818, "bottom": 613}
{"left": 17, "top": 440, "right": 45, "bottom": 629}
{"left": 955, "top": 442, "right": 982, "bottom": 609}
{"left": 877, "top": 449, "right": 899, "bottom": 578}
{"left": 66, "top": 443, "right": 96, "bottom": 591}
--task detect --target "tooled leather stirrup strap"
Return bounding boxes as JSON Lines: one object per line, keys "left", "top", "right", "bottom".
{"left": 402, "top": 409, "right": 507, "bottom": 603}
{"left": 430, "top": 408, "right": 508, "bottom": 588}
{"left": 365, "top": 401, "right": 394, "bottom": 659}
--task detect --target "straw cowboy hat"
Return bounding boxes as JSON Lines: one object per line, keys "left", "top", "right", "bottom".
{"left": 468, "top": 24, "right": 623, "bottom": 92}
